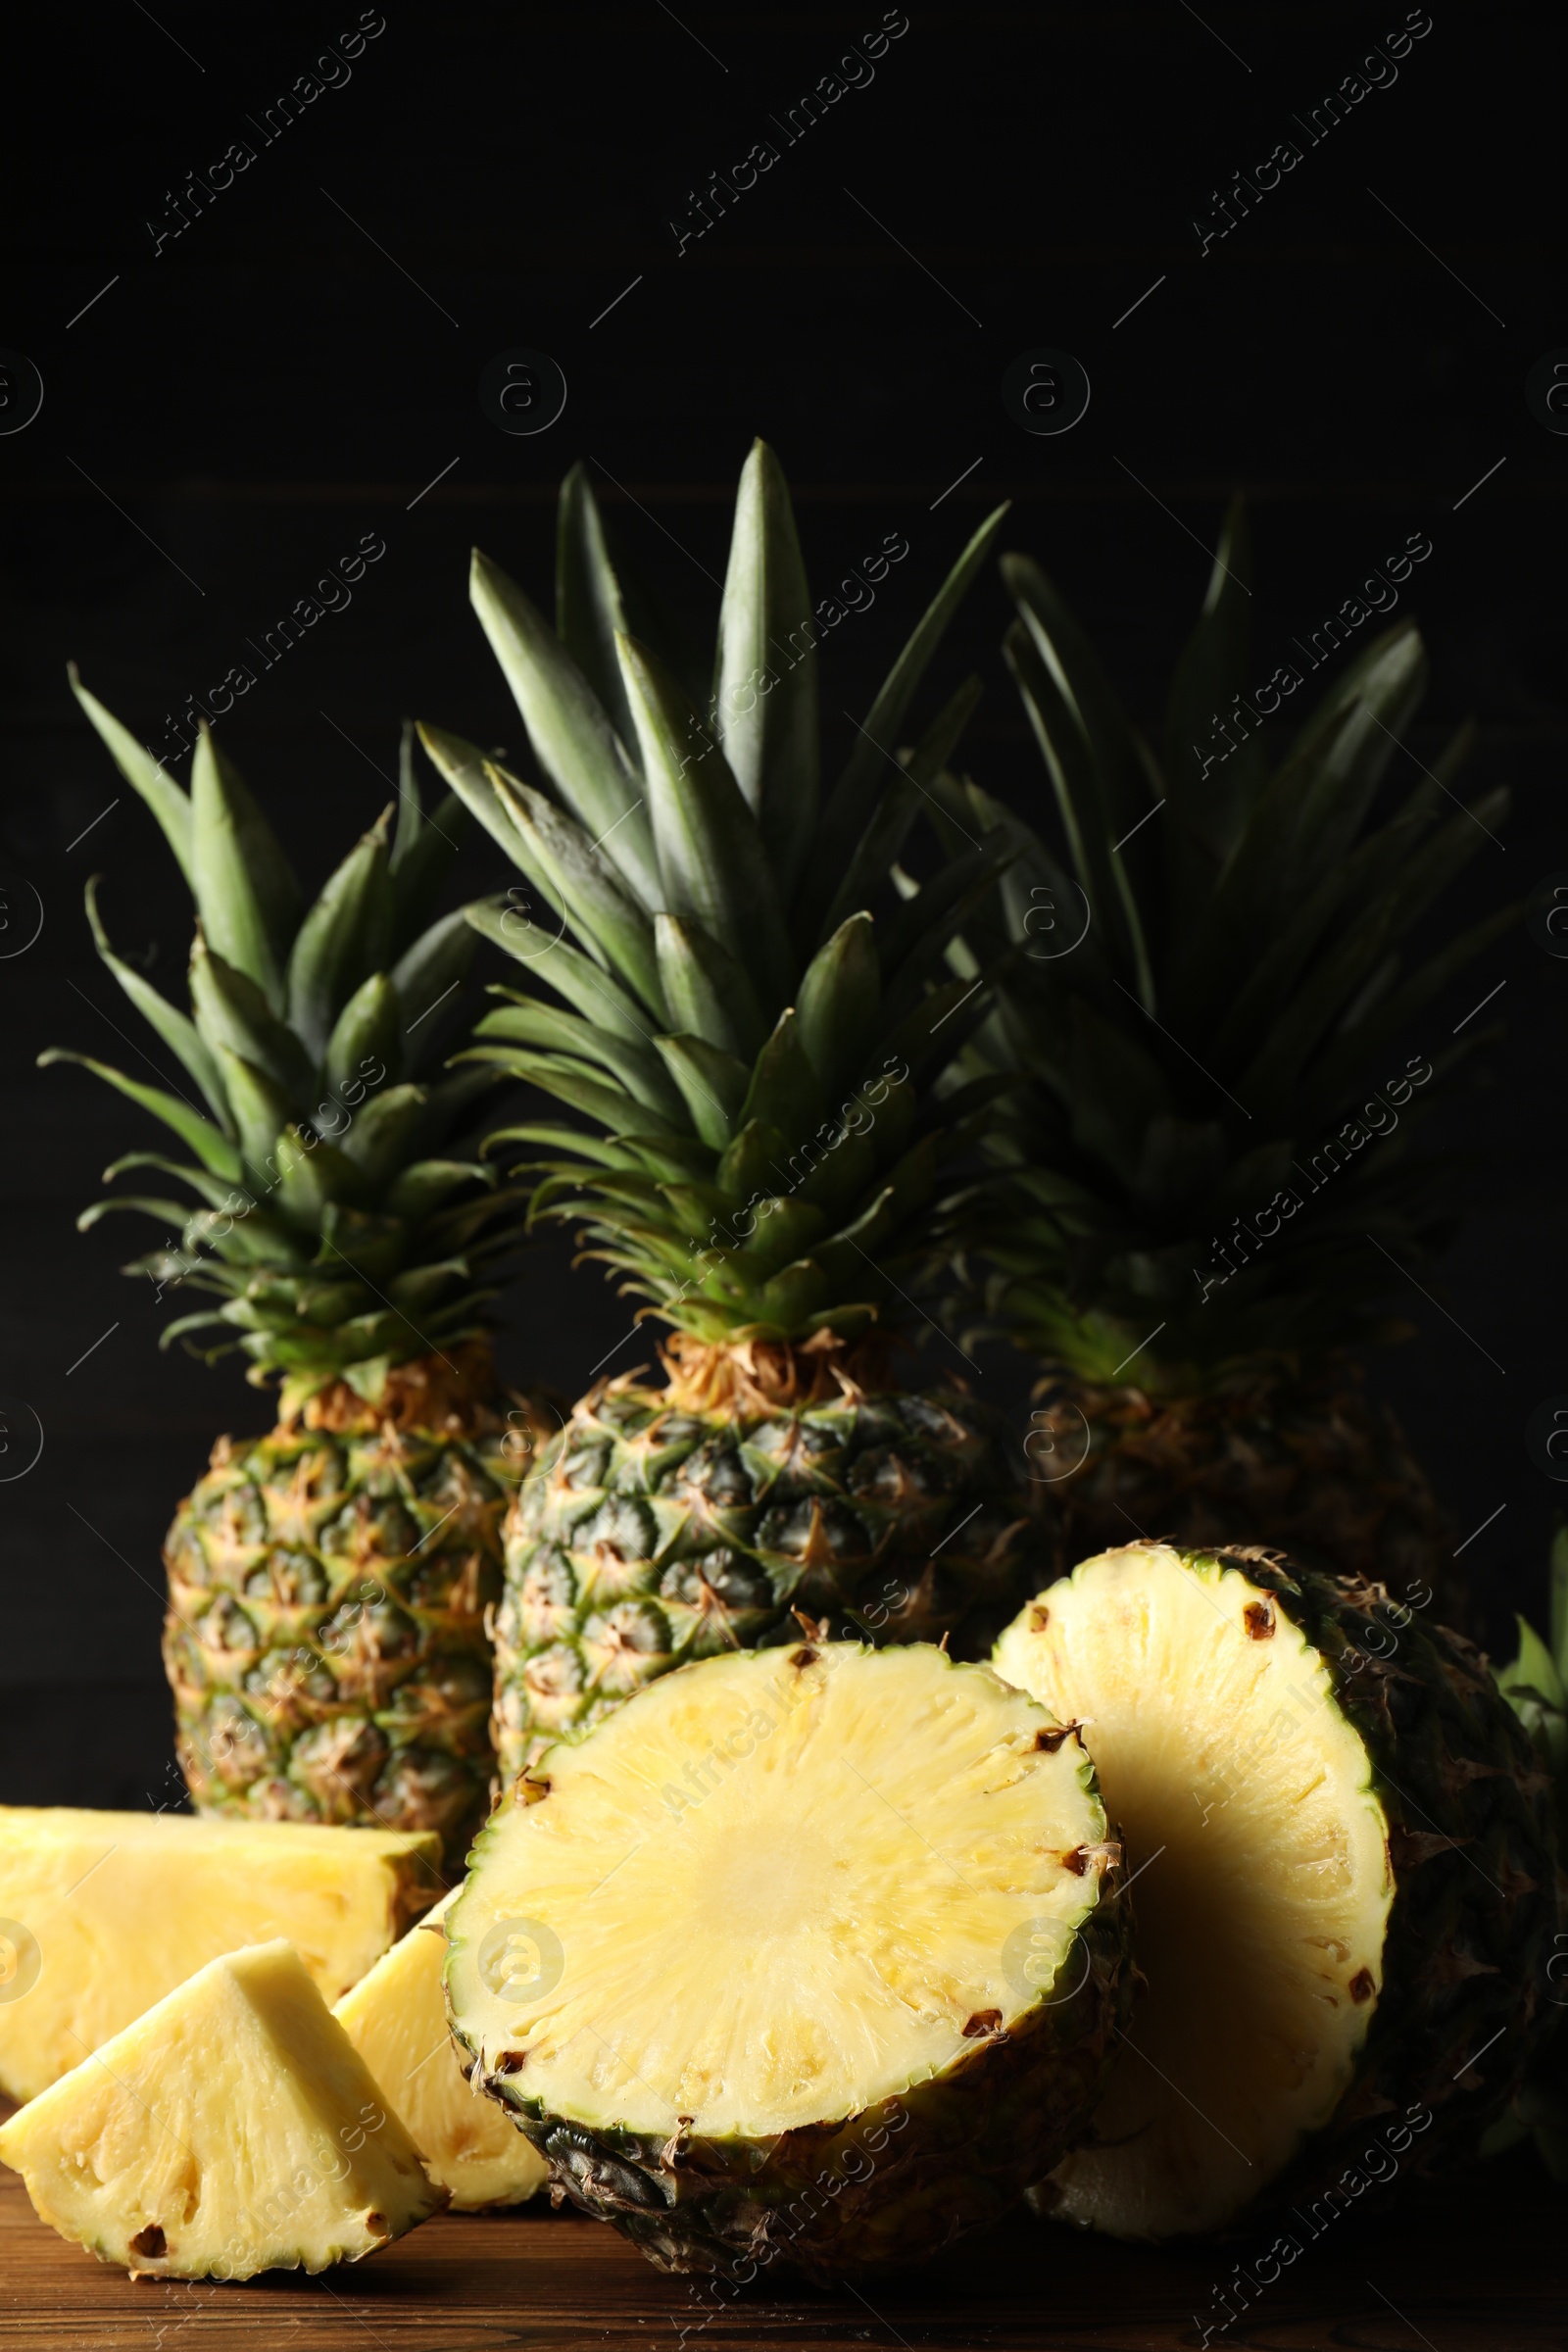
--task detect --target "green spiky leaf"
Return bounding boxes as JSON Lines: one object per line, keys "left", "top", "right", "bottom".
{"left": 710, "top": 437, "right": 819, "bottom": 891}
{"left": 189, "top": 729, "right": 301, "bottom": 1012}
{"left": 470, "top": 547, "right": 661, "bottom": 905}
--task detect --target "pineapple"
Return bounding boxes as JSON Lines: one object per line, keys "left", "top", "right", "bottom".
{"left": 334, "top": 1889, "right": 547, "bottom": 2208}
{"left": 42, "top": 687, "right": 536, "bottom": 1866}
{"left": 0, "top": 1940, "right": 444, "bottom": 2278}
{"left": 1481, "top": 1527, "right": 1568, "bottom": 2180}
{"left": 445, "top": 1640, "right": 1131, "bottom": 2279}
{"left": 420, "top": 441, "right": 1036, "bottom": 1780}
{"left": 993, "top": 1542, "right": 1565, "bottom": 2239}
{"left": 0, "top": 1805, "right": 438, "bottom": 2103}
{"left": 936, "top": 507, "right": 1509, "bottom": 1621}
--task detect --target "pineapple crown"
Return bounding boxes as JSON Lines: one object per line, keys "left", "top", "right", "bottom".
{"left": 935, "top": 499, "right": 1511, "bottom": 1386}
{"left": 418, "top": 439, "right": 1011, "bottom": 1350}
{"left": 42, "top": 677, "right": 529, "bottom": 1414}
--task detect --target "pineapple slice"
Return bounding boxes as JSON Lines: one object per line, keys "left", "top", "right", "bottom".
{"left": 0, "top": 1806, "right": 441, "bottom": 2102}
{"left": 0, "top": 1939, "right": 445, "bottom": 2278}
{"left": 446, "top": 1640, "right": 1132, "bottom": 2280}
{"left": 334, "top": 1891, "right": 547, "bottom": 2209}
{"left": 994, "top": 1544, "right": 1564, "bottom": 2238}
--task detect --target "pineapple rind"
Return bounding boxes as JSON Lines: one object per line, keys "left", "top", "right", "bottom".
{"left": 493, "top": 1375, "right": 1039, "bottom": 1779}
{"left": 994, "top": 1544, "right": 1565, "bottom": 2238}
{"left": 165, "top": 1405, "right": 514, "bottom": 1867}
{"left": 449, "top": 1642, "right": 1134, "bottom": 2280}
{"left": 1028, "top": 1363, "right": 1463, "bottom": 1627}
{"left": 1270, "top": 1548, "right": 1563, "bottom": 2198}
{"left": 0, "top": 1940, "right": 445, "bottom": 2279}
{"left": 510, "top": 1963, "right": 1129, "bottom": 2283}
{"left": 333, "top": 1892, "right": 546, "bottom": 2209}
{"left": 0, "top": 1807, "right": 440, "bottom": 2104}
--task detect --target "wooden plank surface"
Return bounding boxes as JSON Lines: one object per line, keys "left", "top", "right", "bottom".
{"left": 0, "top": 2142, "right": 1556, "bottom": 2350}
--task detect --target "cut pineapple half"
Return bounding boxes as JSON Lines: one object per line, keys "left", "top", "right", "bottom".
{"left": 993, "top": 1541, "right": 1561, "bottom": 2241}
{"left": 0, "top": 1807, "right": 442, "bottom": 2102}
{"left": 996, "top": 1544, "right": 1390, "bottom": 2236}
{"left": 334, "top": 1891, "right": 546, "bottom": 2209}
{"left": 447, "top": 1641, "right": 1132, "bottom": 2279}
{"left": 0, "top": 1940, "right": 445, "bottom": 2278}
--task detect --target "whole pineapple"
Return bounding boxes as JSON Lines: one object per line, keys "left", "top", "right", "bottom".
{"left": 422, "top": 441, "right": 1036, "bottom": 1781}
{"left": 934, "top": 504, "right": 1509, "bottom": 1622}
{"left": 44, "top": 688, "right": 534, "bottom": 1867}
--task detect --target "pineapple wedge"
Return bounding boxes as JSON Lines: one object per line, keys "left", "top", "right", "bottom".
{"left": 334, "top": 1891, "right": 546, "bottom": 2209}
{"left": 0, "top": 1939, "right": 445, "bottom": 2278}
{"left": 0, "top": 1806, "right": 441, "bottom": 2101}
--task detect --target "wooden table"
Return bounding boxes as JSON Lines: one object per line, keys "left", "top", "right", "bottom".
{"left": 0, "top": 2144, "right": 1557, "bottom": 2349}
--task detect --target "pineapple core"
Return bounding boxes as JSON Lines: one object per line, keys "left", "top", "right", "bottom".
{"left": 0, "top": 1806, "right": 441, "bottom": 2102}
{"left": 334, "top": 1892, "right": 546, "bottom": 2209}
{"left": 0, "top": 1939, "right": 444, "bottom": 2278}
{"left": 994, "top": 1544, "right": 1392, "bottom": 2237}
{"left": 448, "top": 1641, "right": 1115, "bottom": 2140}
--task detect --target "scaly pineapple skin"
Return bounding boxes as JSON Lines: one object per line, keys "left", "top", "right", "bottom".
{"left": 1278, "top": 1554, "right": 1563, "bottom": 2200}
{"left": 1038, "top": 1544, "right": 1564, "bottom": 2229}
{"left": 1029, "top": 1366, "right": 1464, "bottom": 1627}
{"left": 513, "top": 1902, "right": 1131, "bottom": 2282}
{"left": 456, "top": 1645, "right": 1136, "bottom": 2282}
{"left": 492, "top": 1374, "right": 1039, "bottom": 1784}
{"left": 165, "top": 1390, "right": 521, "bottom": 1872}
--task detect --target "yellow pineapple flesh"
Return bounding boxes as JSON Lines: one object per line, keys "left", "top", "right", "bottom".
{"left": 995, "top": 1545, "right": 1391, "bottom": 2234}
{"left": 333, "top": 1891, "right": 546, "bottom": 2210}
{"left": 0, "top": 1940, "right": 445, "bottom": 2279}
{"left": 0, "top": 1806, "right": 441, "bottom": 2101}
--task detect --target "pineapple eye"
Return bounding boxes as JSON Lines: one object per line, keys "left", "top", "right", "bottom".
{"left": 671, "top": 1445, "right": 753, "bottom": 1512}
{"left": 659, "top": 1551, "right": 769, "bottom": 1613}
{"left": 199, "top": 1600, "right": 257, "bottom": 1658}
{"left": 560, "top": 1442, "right": 611, "bottom": 1490}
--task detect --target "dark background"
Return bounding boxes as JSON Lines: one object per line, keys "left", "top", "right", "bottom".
{"left": 1, "top": 4, "right": 1562, "bottom": 1807}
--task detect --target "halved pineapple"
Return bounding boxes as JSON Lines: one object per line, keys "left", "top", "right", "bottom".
{"left": 446, "top": 1640, "right": 1132, "bottom": 2279}
{"left": 0, "top": 1807, "right": 441, "bottom": 2102}
{"left": 0, "top": 1940, "right": 445, "bottom": 2278}
{"left": 993, "top": 1543, "right": 1564, "bottom": 2239}
{"left": 334, "top": 1891, "right": 546, "bottom": 2209}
